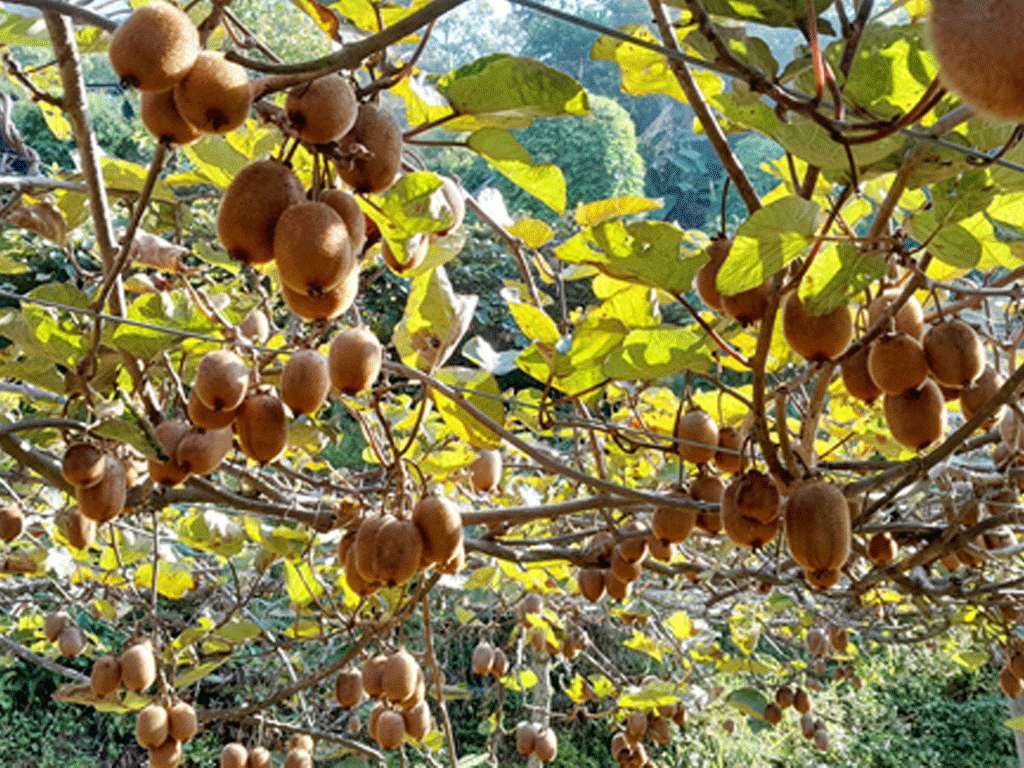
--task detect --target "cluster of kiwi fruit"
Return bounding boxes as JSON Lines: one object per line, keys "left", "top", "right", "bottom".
{"left": 133, "top": 699, "right": 198, "bottom": 768}
{"left": 695, "top": 238, "right": 772, "bottom": 325}
{"left": 43, "top": 610, "right": 87, "bottom": 657}
{"left": 221, "top": 734, "right": 312, "bottom": 768}
{"left": 89, "top": 636, "right": 158, "bottom": 695}
{"left": 471, "top": 640, "right": 510, "bottom": 677}
{"left": 514, "top": 722, "right": 558, "bottom": 763}
{"left": 576, "top": 525, "right": 650, "bottom": 603}
{"left": 357, "top": 649, "right": 432, "bottom": 749}
{"left": 339, "top": 493, "right": 464, "bottom": 596}
{"left": 110, "top": 1, "right": 253, "bottom": 143}
{"left": 62, "top": 442, "right": 131, "bottom": 524}
{"left": 763, "top": 683, "right": 828, "bottom": 750}
{"left": 999, "top": 644, "right": 1024, "bottom": 698}
{"left": 0, "top": 503, "right": 23, "bottom": 542}
{"left": 609, "top": 706, "right": 680, "bottom": 767}
{"left": 673, "top": 409, "right": 745, "bottom": 474}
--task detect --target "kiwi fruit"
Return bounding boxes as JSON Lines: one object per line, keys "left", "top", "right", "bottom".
{"left": 344, "top": 544, "right": 378, "bottom": 597}
{"left": 58, "top": 624, "right": 87, "bottom": 657}
{"left": 403, "top": 699, "right": 431, "bottom": 741}
{"left": 800, "top": 712, "right": 816, "bottom": 738}
{"left": 610, "top": 732, "right": 629, "bottom": 760}
{"left": 172, "top": 51, "right": 252, "bottom": 134}
{"left": 148, "top": 418, "right": 191, "bottom": 486}
{"left": 675, "top": 408, "right": 719, "bottom": 464}
{"left": 807, "top": 627, "right": 828, "bottom": 655}
{"left": 652, "top": 489, "right": 697, "bottom": 543}
{"left": 367, "top": 702, "right": 385, "bottom": 741}
{"left": 121, "top": 639, "right": 157, "bottom": 692}
{"left": 604, "top": 569, "right": 632, "bottom": 601}
{"left": 401, "top": 667, "right": 426, "bottom": 709}
{"left": 813, "top": 725, "right": 830, "bottom": 751}
{"left": 235, "top": 392, "right": 289, "bottom": 464}
{"left": 433, "top": 177, "right": 465, "bottom": 236}
{"left": 883, "top": 379, "right": 947, "bottom": 450}
{"left": 1000, "top": 407, "right": 1024, "bottom": 449}
{"left": 471, "top": 641, "right": 495, "bottom": 676}
{"left": 617, "top": 520, "right": 648, "bottom": 563}
{"left": 320, "top": 189, "right": 368, "bottom": 254}
{"left": 960, "top": 365, "right": 1005, "bottom": 424}
{"left": 149, "top": 738, "right": 183, "bottom": 768}
{"left": 782, "top": 293, "right": 854, "bottom": 361}
{"left": 286, "top": 76, "right": 357, "bottom": 144}
{"left": 516, "top": 722, "right": 538, "bottom": 756}
{"left": 77, "top": 456, "right": 127, "bottom": 523}
{"left": 468, "top": 449, "right": 502, "bottom": 492}
{"left": 694, "top": 237, "right": 730, "bottom": 310}
{"left": 1001, "top": 664, "right": 1024, "bottom": 697}
{"left": 867, "top": 289, "right": 924, "bottom": 339}
{"left": 382, "top": 648, "right": 420, "bottom": 703}
{"left": 840, "top": 344, "right": 881, "bottom": 403}
{"left": 136, "top": 704, "right": 170, "bottom": 749}
{"left": 274, "top": 201, "right": 354, "bottom": 297}
{"left": 785, "top": 480, "right": 851, "bottom": 587}
{"left": 794, "top": 687, "right": 812, "bottom": 714}
{"left": 328, "top": 326, "right": 383, "bottom": 395}
{"left": 776, "top": 686, "right": 795, "bottom": 708}
{"left": 282, "top": 268, "right": 359, "bottom": 321}
{"left": 62, "top": 443, "right": 106, "bottom": 488}
{"left": 0, "top": 504, "right": 23, "bottom": 542}
{"left": 868, "top": 531, "right": 898, "bottom": 565}
{"left": 109, "top": 1, "right": 199, "bottom": 92}
{"left": 362, "top": 653, "right": 388, "bottom": 698}
{"left": 382, "top": 232, "right": 430, "bottom": 274}
{"left": 521, "top": 593, "right": 543, "bottom": 615}
{"left": 284, "top": 749, "right": 313, "bottom": 768}
{"left": 140, "top": 89, "right": 201, "bottom": 145}
{"left": 930, "top": 0, "right": 1024, "bottom": 121}
{"left": 44, "top": 611, "right": 71, "bottom": 642}
{"left": 868, "top": 333, "right": 929, "bottom": 395}
{"left": 722, "top": 281, "right": 772, "bottom": 326}
{"left": 187, "top": 386, "right": 237, "bottom": 430}
{"left": 281, "top": 349, "right": 331, "bottom": 416}
{"left": 289, "top": 734, "right": 314, "bottom": 754}
{"left": 533, "top": 727, "right": 558, "bottom": 763}
{"left": 610, "top": 545, "right": 642, "bottom": 582}
{"left": 90, "top": 654, "right": 121, "bottom": 697}
{"left": 647, "top": 535, "right": 674, "bottom": 562}
{"left": 219, "top": 743, "right": 248, "bottom": 768}
{"left": 647, "top": 717, "right": 671, "bottom": 744}
{"left": 763, "top": 702, "right": 783, "bottom": 725}
{"left": 490, "top": 647, "right": 509, "bottom": 676}
{"left": 335, "top": 669, "right": 364, "bottom": 708}
{"left": 727, "top": 471, "right": 780, "bottom": 525}
{"left": 166, "top": 702, "right": 198, "bottom": 742}
{"left": 625, "top": 709, "right": 647, "bottom": 743}
{"left": 236, "top": 309, "right": 271, "bottom": 343}
{"left": 218, "top": 160, "right": 305, "bottom": 265}
{"left": 829, "top": 625, "right": 849, "bottom": 653}
{"left": 354, "top": 515, "right": 387, "bottom": 584}
{"left": 722, "top": 497, "right": 780, "bottom": 548}
{"left": 578, "top": 567, "right": 606, "bottom": 601}
{"left": 714, "top": 426, "right": 745, "bottom": 474}
{"left": 248, "top": 747, "right": 273, "bottom": 768}
{"left": 373, "top": 517, "right": 423, "bottom": 586}
{"left": 411, "top": 494, "right": 463, "bottom": 567}
{"left": 374, "top": 709, "right": 406, "bottom": 750}
{"left": 337, "top": 103, "right": 403, "bottom": 194}
{"left": 175, "top": 426, "right": 234, "bottom": 476}
{"left": 923, "top": 318, "right": 984, "bottom": 387}
{"left": 194, "top": 350, "right": 249, "bottom": 413}
{"left": 691, "top": 474, "right": 726, "bottom": 533}
{"left": 1012, "top": 649, "right": 1024, "bottom": 678}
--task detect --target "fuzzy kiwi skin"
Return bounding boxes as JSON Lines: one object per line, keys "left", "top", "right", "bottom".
{"left": 374, "top": 709, "right": 406, "bottom": 750}
{"left": 722, "top": 475, "right": 781, "bottom": 548}
{"left": 381, "top": 648, "right": 419, "bottom": 704}
{"left": 868, "top": 289, "right": 924, "bottom": 339}
{"left": 722, "top": 281, "right": 772, "bottom": 326}
{"left": 412, "top": 494, "right": 463, "bottom": 567}
{"left": 187, "top": 387, "right": 237, "bottom": 430}
{"left": 172, "top": 52, "right": 252, "bottom": 134}
{"left": 235, "top": 392, "right": 289, "bottom": 465}
{"left": 218, "top": 160, "right": 305, "bottom": 265}
{"left": 167, "top": 702, "right": 198, "bottom": 742}
{"left": 841, "top": 344, "right": 881, "bottom": 403}
{"left": 922, "top": 318, "right": 985, "bottom": 388}
{"left": 219, "top": 743, "right": 248, "bottom": 768}
{"left": 44, "top": 611, "right": 70, "bottom": 643}
{"left": 0, "top": 504, "right": 23, "bottom": 543}
{"left": 782, "top": 293, "right": 853, "bottom": 362}
{"left": 57, "top": 625, "right": 87, "bottom": 656}
{"left": 516, "top": 722, "right": 538, "bottom": 756}
{"left": 867, "top": 531, "right": 898, "bottom": 565}
{"left": 109, "top": 1, "right": 199, "bottom": 93}
{"left": 328, "top": 326, "right": 382, "bottom": 395}
{"left": 286, "top": 76, "right": 357, "bottom": 144}
{"left": 282, "top": 349, "right": 331, "bottom": 416}
{"left": 77, "top": 456, "right": 127, "bottom": 523}
{"left": 468, "top": 449, "right": 502, "bottom": 492}
{"left": 695, "top": 237, "right": 730, "bottom": 310}
{"left": 175, "top": 426, "right": 234, "bottom": 476}
{"left": 140, "top": 89, "right": 201, "bottom": 146}
{"left": 337, "top": 103, "right": 403, "bottom": 194}
{"left": 403, "top": 700, "right": 431, "bottom": 741}
{"left": 372, "top": 517, "right": 423, "bottom": 586}
{"left": 121, "top": 640, "right": 157, "bottom": 692}
{"left": 148, "top": 418, "right": 191, "bottom": 487}
{"left": 319, "top": 189, "right": 367, "bottom": 254}
{"left": 714, "top": 427, "right": 745, "bottom": 474}
{"left": 149, "top": 738, "right": 182, "bottom": 768}
{"left": 136, "top": 704, "right": 170, "bottom": 749}
{"left": 883, "top": 379, "right": 947, "bottom": 450}
{"left": 868, "top": 333, "right": 929, "bottom": 395}
{"left": 282, "top": 267, "right": 359, "bottom": 321}
{"left": 727, "top": 471, "right": 780, "bottom": 525}
{"left": 960, "top": 365, "right": 1004, "bottom": 424}
{"left": 90, "top": 654, "right": 122, "bottom": 697}
{"left": 335, "top": 669, "right": 364, "bottom": 708}
{"left": 194, "top": 350, "right": 249, "bottom": 413}
{"left": 784, "top": 481, "right": 851, "bottom": 584}
{"left": 274, "top": 201, "right": 354, "bottom": 296}
{"left": 675, "top": 409, "right": 719, "bottom": 464}
{"left": 62, "top": 442, "right": 106, "bottom": 488}
{"left": 652, "top": 489, "right": 696, "bottom": 544}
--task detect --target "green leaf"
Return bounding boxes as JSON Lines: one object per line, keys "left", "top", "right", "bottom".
{"left": 113, "top": 292, "right": 215, "bottom": 361}
{"left": 617, "top": 680, "right": 680, "bottom": 710}
{"left": 952, "top": 650, "right": 989, "bottom": 671}
{"left": 431, "top": 367, "right": 506, "bottom": 449}
{"left": 507, "top": 301, "right": 560, "bottom": 346}
{"left": 0, "top": 252, "right": 29, "bottom": 274}
{"left": 500, "top": 669, "right": 538, "bottom": 692}
{"left": 576, "top": 195, "right": 662, "bottom": 226}
{"left": 174, "top": 658, "right": 230, "bottom": 688}
{"left": 468, "top": 128, "right": 566, "bottom": 213}
{"left": 283, "top": 560, "right": 324, "bottom": 606}
{"left": 288, "top": 0, "right": 338, "bottom": 37}
{"left": 93, "top": 417, "right": 160, "bottom": 460}
{"left": 717, "top": 196, "right": 820, "bottom": 295}
{"left": 623, "top": 629, "right": 664, "bottom": 662}
{"left": 101, "top": 159, "right": 176, "bottom": 204}
{"left": 664, "top": 0, "right": 833, "bottom": 29}
{"left": 799, "top": 243, "right": 887, "bottom": 315}
{"left": 724, "top": 687, "right": 769, "bottom": 719}
{"left": 729, "top": 606, "right": 760, "bottom": 657}
{"left": 136, "top": 562, "right": 194, "bottom": 599}
{"left": 379, "top": 171, "right": 448, "bottom": 234}
{"left": 216, "top": 621, "right": 263, "bottom": 642}
{"left": 437, "top": 54, "right": 589, "bottom": 131}
{"left": 602, "top": 326, "right": 711, "bottom": 380}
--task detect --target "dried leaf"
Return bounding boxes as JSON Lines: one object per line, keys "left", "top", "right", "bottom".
{"left": 5, "top": 202, "right": 67, "bottom": 246}
{"left": 119, "top": 229, "right": 190, "bottom": 273}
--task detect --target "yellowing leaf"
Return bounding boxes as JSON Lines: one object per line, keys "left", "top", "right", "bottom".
{"left": 469, "top": 128, "right": 566, "bottom": 213}
{"left": 666, "top": 610, "right": 693, "bottom": 640}
{"left": 623, "top": 628, "right": 663, "bottom": 662}
{"left": 508, "top": 218, "right": 554, "bottom": 248}
{"left": 500, "top": 669, "right": 538, "bottom": 691}
{"left": 135, "top": 562, "right": 194, "bottom": 599}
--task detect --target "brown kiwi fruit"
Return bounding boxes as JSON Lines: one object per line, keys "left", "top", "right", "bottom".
{"left": 175, "top": 426, "right": 233, "bottom": 476}
{"left": 0, "top": 505, "right": 23, "bottom": 542}
{"left": 763, "top": 702, "right": 783, "bottom": 725}
{"left": 44, "top": 611, "right": 70, "bottom": 643}
{"left": 521, "top": 592, "right": 543, "bottom": 615}
{"left": 610, "top": 545, "right": 642, "bottom": 582}
{"left": 236, "top": 309, "right": 271, "bottom": 343}
{"left": 235, "top": 392, "right": 289, "bottom": 464}
{"left": 625, "top": 709, "right": 647, "bottom": 742}
{"left": 722, "top": 281, "right": 772, "bottom": 325}
{"left": 354, "top": 516, "right": 387, "bottom": 584}
{"left": 140, "top": 89, "right": 201, "bottom": 145}
{"left": 90, "top": 654, "right": 121, "bottom": 697}
{"left": 722, "top": 497, "right": 780, "bottom": 548}
{"left": 57, "top": 625, "right": 87, "bottom": 657}
{"left": 675, "top": 408, "right": 719, "bottom": 464}
{"left": 219, "top": 743, "right": 248, "bottom": 768}
{"left": 923, "top": 318, "right": 984, "bottom": 388}
{"left": 284, "top": 749, "right": 313, "bottom": 768}
{"left": 800, "top": 712, "right": 816, "bottom": 738}
{"left": 109, "top": 1, "right": 199, "bottom": 93}
{"left": 167, "top": 702, "right": 198, "bottom": 742}
{"left": 794, "top": 687, "right": 812, "bottom": 714}
{"left": 617, "top": 520, "right": 648, "bottom": 562}
{"left": 193, "top": 350, "right": 249, "bottom": 413}
{"left": 830, "top": 625, "right": 849, "bottom": 653}
{"left": 320, "top": 189, "right": 368, "bottom": 255}
{"left": 121, "top": 640, "right": 157, "bottom": 692}
{"left": 248, "top": 747, "right": 273, "bottom": 768}
{"left": 337, "top": 103, "right": 403, "bottom": 194}
{"left": 883, "top": 379, "right": 947, "bottom": 450}
{"left": 468, "top": 449, "right": 502, "bottom": 492}
{"left": 490, "top": 647, "right": 509, "bottom": 676}
{"left": 785, "top": 480, "right": 851, "bottom": 587}
{"left": 1001, "top": 665, "right": 1023, "bottom": 697}
{"left": 373, "top": 517, "right": 424, "bottom": 586}
{"left": 335, "top": 669, "right": 365, "bottom": 708}
{"left": 533, "top": 727, "right": 558, "bottom": 763}
{"left": 172, "top": 51, "right": 252, "bottom": 134}
{"left": 867, "top": 531, "right": 897, "bottom": 565}
{"left": 288, "top": 734, "right": 314, "bottom": 753}
{"left": 652, "top": 488, "right": 697, "bottom": 544}
{"left": 714, "top": 426, "right": 745, "bottom": 474}
{"left": 646, "top": 535, "right": 674, "bottom": 562}
{"left": 960, "top": 365, "right": 1004, "bottom": 424}
{"left": 401, "top": 667, "right": 426, "bottom": 709}
{"left": 62, "top": 442, "right": 106, "bottom": 488}
{"left": 694, "top": 237, "right": 730, "bottom": 310}
{"left": 516, "top": 722, "right": 538, "bottom": 756}
{"left": 282, "top": 268, "right": 359, "bottom": 321}
{"left": 282, "top": 349, "right": 331, "bottom": 416}
{"left": 362, "top": 653, "right": 388, "bottom": 699}
{"left": 840, "top": 344, "right": 881, "bottom": 403}
{"left": 726, "top": 471, "right": 780, "bottom": 525}
{"left": 403, "top": 700, "right": 431, "bottom": 741}
{"left": 813, "top": 725, "right": 830, "bottom": 751}
{"left": 776, "top": 686, "right": 795, "bottom": 708}
{"left": 375, "top": 709, "right": 406, "bottom": 750}
{"left": 187, "top": 387, "right": 237, "bottom": 430}
{"left": 149, "top": 738, "right": 182, "bottom": 768}
{"left": 382, "top": 232, "right": 430, "bottom": 274}
{"left": 781, "top": 293, "right": 853, "bottom": 362}
{"left": 77, "top": 456, "right": 127, "bottom": 523}
{"left": 218, "top": 159, "right": 305, "bottom": 265}
{"left": 328, "top": 326, "right": 383, "bottom": 395}
{"left": 867, "top": 289, "right": 924, "bottom": 339}
{"left": 577, "top": 567, "right": 606, "bottom": 602}
{"left": 604, "top": 569, "right": 632, "bottom": 601}
{"left": 274, "top": 201, "right": 354, "bottom": 297}
{"left": 691, "top": 474, "right": 725, "bottom": 533}
{"left": 148, "top": 418, "right": 191, "bottom": 486}
{"left": 412, "top": 494, "right": 463, "bottom": 567}
{"left": 472, "top": 641, "right": 495, "bottom": 676}
{"left": 868, "top": 333, "right": 928, "bottom": 395}
{"left": 344, "top": 544, "right": 378, "bottom": 596}
{"left": 381, "top": 648, "right": 419, "bottom": 703}
{"left": 647, "top": 717, "right": 671, "bottom": 744}
{"left": 286, "top": 75, "right": 358, "bottom": 144}
{"left": 136, "top": 704, "right": 170, "bottom": 749}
